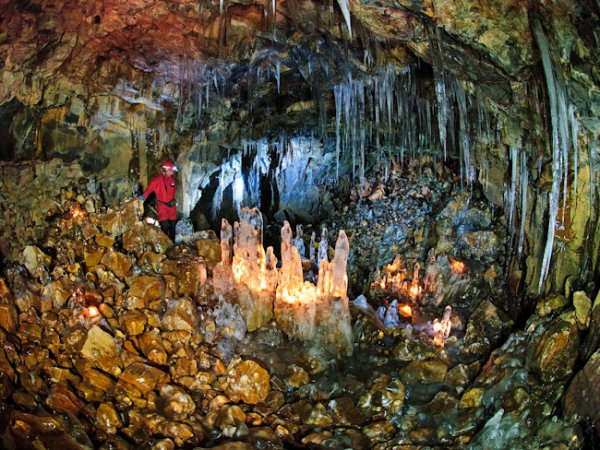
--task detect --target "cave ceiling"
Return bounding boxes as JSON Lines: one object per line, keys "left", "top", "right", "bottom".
{"left": 0, "top": 0, "right": 545, "bottom": 107}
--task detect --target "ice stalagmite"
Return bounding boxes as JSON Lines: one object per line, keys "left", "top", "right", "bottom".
{"left": 232, "top": 208, "right": 273, "bottom": 331}
{"left": 275, "top": 221, "right": 317, "bottom": 341}
{"left": 292, "top": 224, "right": 305, "bottom": 258}
{"left": 212, "top": 219, "right": 234, "bottom": 296}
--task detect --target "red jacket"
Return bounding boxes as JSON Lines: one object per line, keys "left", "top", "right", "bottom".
{"left": 142, "top": 174, "right": 177, "bottom": 221}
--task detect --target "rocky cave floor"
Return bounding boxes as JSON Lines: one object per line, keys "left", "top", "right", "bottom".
{"left": 0, "top": 163, "right": 594, "bottom": 450}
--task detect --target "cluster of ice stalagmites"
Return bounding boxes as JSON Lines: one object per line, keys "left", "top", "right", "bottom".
{"left": 213, "top": 207, "right": 353, "bottom": 355}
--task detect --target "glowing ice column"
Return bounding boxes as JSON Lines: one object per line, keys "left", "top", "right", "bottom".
{"left": 315, "top": 230, "right": 353, "bottom": 356}
{"left": 275, "top": 221, "right": 317, "bottom": 341}
{"left": 212, "top": 219, "right": 234, "bottom": 296}
{"left": 232, "top": 207, "right": 273, "bottom": 331}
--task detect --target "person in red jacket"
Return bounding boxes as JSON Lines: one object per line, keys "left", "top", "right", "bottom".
{"left": 139, "top": 161, "right": 178, "bottom": 241}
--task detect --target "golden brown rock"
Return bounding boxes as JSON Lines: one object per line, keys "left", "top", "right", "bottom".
{"left": 81, "top": 367, "right": 115, "bottom": 393}
{"left": 95, "top": 200, "right": 142, "bottom": 237}
{"left": 361, "top": 420, "right": 396, "bottom": 444}
{"left": 46, "top": 381, "right": 86, "bottom": 413}
{"left": 196, "top": 238, "right": 221, "bottom": 272}
{"left": 0, "top": 302, "right": 18, "bottom": 333}
{"left": 160, "top": 384, "right": 197, "bottom": 420}
{"left": 79, "top": 325, "right": 122, "bottom": 377}
{"left": 128, "top": 275, "right": 166, "bottom": 306}
{"left": 84, "top": 247, "right": 106, "bottom": 269}
{"left": 215, "top": 404, "right": 247, "bottom": 431}
{"left": 119, "top": 362, "right": 169, "bottom": 396}
{"left": 176, "top": 258, "right": 208, "bottom": 298}
{"left": 138, "top": 330, "right": 168, "bottom": 365}
{"left": 100, "top": 249, "right": 133, "bottom": 280}
{"left": 96, "top": 402, "right": 123, "bottom": 435}
{"left": 96, "top": 233, "right": 116, "bottom": 249}
{"left": 284, "top": 364, "right": 310, "bottom": 389}
{"left": 161, "top": 298, "right": 198, "bottom": 332}
{"left": 119, "top": 309, "right": 147, "bottom": 336}
{"left": 124, "top": 222, "right": 173, "bottom": 256}
{"left": 226, "top": 359, "right": 270, "bottom": 405}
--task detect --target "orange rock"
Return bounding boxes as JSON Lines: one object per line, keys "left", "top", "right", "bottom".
{"left": 226, "top": 360, "right": 270, "bottom": 404}
{"left": 46, "top": 381, "right": 86, "bottom": 413}
{"left": 119, "top": 310, "right": 147, "bottom": 336}
{"left": 0, "top": 303, "right": 18, "bottom": 333}
{"left": 119, "top": 362, "right": 169, "bottom": 396}
{"left": 79, "top": 325, "right": 122, "bottom": 377}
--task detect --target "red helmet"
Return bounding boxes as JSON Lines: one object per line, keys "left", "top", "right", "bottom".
{"left": 162, "top": 161, "right": 178, "bottom": 172}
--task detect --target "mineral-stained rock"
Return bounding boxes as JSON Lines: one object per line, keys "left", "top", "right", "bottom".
{"left": 79, "top": 325, "right": 122, "bottom": 377}
{"left": 80, "top": 367, "right": 115, "bottom": 394}
{"left": 226, "top": 359, "right": 270, "bottom": 404}
{"left": 175, "top": 258, "right": 208, "bottom": 298}
{"left": 328, "top": 396, "right": 366, "bottom": 426}
{"left": 123, "top": 222, "right": 173, "bottom": 256}
{"left": 100, "top": 249, "right": 133, "bottom": 280}
{"left": 536, "top": 294, "right": 568, "bottom": 317}
{"left": 306, "top": 402, "right": 333, "bottom": 428}
{"left": 94, "top": 200, "right": 142, "bottom": 237}
{"left": 41, "top": 280, "right": 70, "bottom": 309}
{"left": 161, "top": 298, "right": 198, "bottom": 332}
{"left": 196, "top": 238, "right": 221, "bottom": 272}
{"left": 0, "top": 302, "right": 18, "bottom": 333}
{"left": 215, "top": 404, "right": 247, "bottom": 433}
{"left": 459, "top": 387, "right": 486, "bottom": 409}
{"left": 563, "top": 348, "right": 600, "bottom": 441}
{"left": 530, "top": 311, "right": 580, "bottom": 384}
{"left": 462, "top": 299, "right": 513, "bottom": 361}
{"left": 96, "top": 233, "right": 116, "bottom": 249}
{"left": 22, "top": 245, "right": 51, "bottom": 277}
{"left": 46, "top": 381, "right": 86, "bottom": 414}
{"left": 400, "top": 359, "right": 448, "bottom": 385}
{"left": 119, "top": 309, "right": 147, "bottom": 336}
{"left": 128, "top": 275, "right": 166, "bottom": 306}
{"left": 358, "top": 374, "right": 405, "bottom": 418}
{"left": 139, "top": 330, "right": 168, "bottom": 365}
{"left": 573, "top": 290, "right": 592, "bottom": 330}
{"left": 284, "top": 364, "right": 310, "bottom": 388}
{"left": 160, "top": 384, "right": 196, "bottom": 420}
{"left": 361, "top": 420, "right": 395, "bottom": 444}
{"left": 96, "top": 402, "right": 123, "bottom": 435}
{"left": 118, "top": 362, "right": 169, "bottom": 396}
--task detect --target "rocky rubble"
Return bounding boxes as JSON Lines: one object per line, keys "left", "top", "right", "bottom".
{"left": 0, "top": 163, "right": 594, "bottom": 449}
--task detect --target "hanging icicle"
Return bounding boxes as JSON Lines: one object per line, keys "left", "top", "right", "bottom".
{"left": 532, "top": 16, "right": 571, "bottom": 292}
{"left": 336, "top": 0, "right": 352, "bottom": 37}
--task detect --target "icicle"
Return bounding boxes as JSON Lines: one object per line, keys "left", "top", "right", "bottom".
{"left": 518, "top": 151, "right": 528, "bottom": 255}
{"left": 507, "top": 146, "right": 518, "bottom": 233}
{"left": 273, "top": 59, "right": 281, "bottom": 94}
{"left": 336, "top": 0, "right": 352, "bottom": 37}
{"left": 532, "top": 16, "right": 570, "bottom": 292}
{"left": 334, "top": 84, "right": 342, "bottom": 181}
{"left": 569, "top": 104, "right": 579, "bottom": 198}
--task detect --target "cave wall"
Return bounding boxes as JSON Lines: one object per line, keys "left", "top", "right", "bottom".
{"left": 0, "top": 0, "right": 598, "bottom": 296}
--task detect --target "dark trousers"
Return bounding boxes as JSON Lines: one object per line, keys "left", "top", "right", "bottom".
{"left": 160, "top": 220, "right": 177, "bottom": 242}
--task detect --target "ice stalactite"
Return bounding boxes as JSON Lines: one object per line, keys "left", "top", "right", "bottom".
{"left": 336, "top": 0, "right": 352, "bottom": 37}
{"left": 569, "top": 104, "right": 579, "bottom": 199}
{"left": 518, "top": 151, "right": 528, "bottom": 256}
{"left": 273, "top": 59, "right": 281, "bottom": 94}
{"left": 532, "top": 16, "right": 571, "bottom": 292}
{"left": 506, "top": 146, "right": 519, "bottom": 234}
{"left": 429, "top": 26, "right": 448, "bottom": 161}
{"left": 454, "top": 79, "right": 473, "bottom": 188}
